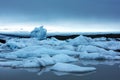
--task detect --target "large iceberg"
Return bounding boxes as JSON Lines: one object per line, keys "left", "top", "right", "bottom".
{"left": 30, "top": 26, "right": 47, "bottom": 40}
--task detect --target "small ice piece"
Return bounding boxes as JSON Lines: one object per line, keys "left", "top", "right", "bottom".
{"left": 0, "top": 58, "right": 41, "bottom": 68}
{"left": 38, "top": 55, "right": 55, "bottom": 66}
{"left": 55, "top": 44, "right": 75, "bottom": 51}
{"left": 77, "top": 45, "right": 107, "bottom": 53}
{"left": 79, "top": 51, "right": 120, "bottom": 60}
{"left": 19, "top": 59, "right": 40, "bottom": 68}
{"left": 79, "top": 60, "right": 120, "bottom": 66}
{"left": 52, "top": 54, "right": 77, "bottom": 63}
{"left": 93, "top": 37, "right": 107, "bottom": 41}
{"left": 79, "top": 52, "right": 104, "bottom": 60}
{"left": 92, "top": 41, "right": 120, "bottom": 50}
{"left": 30, "top": 26, "right": 47, "bottom": 40}
{"left": 51, "top": 63, "right": 96, "bottom": 73}
{"left": 0, "top": 61, "right": 22, "bottom": 67}
{"left": 39, "top": 37, "right": 67, "bottom": 46}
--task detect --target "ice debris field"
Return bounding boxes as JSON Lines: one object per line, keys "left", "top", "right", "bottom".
{"left": 0, "top": 26, "right": 120, "bottom": 73}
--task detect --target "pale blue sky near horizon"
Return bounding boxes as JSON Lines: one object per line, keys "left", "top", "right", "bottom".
{"left": 0, "top": 0, "right": 120, "bottom": 32}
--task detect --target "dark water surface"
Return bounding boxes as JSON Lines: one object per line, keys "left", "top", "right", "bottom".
{"left": 0, "top": 61, "right": 120, "bottom": 80}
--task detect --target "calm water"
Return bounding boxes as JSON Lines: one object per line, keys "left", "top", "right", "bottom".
{"left": 0, "top": 60, "right": 120, "bottom": 80}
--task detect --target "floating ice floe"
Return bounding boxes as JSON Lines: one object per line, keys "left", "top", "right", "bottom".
{"left": 0, "top": 54, "right": 78, "bottom": 68}
{"left": 0, "top": 46, "right": 79, "bottom": 59}
{"left": 92, "top": 41, "right": 120, "bottom": 50}
{"left": 77, "top": 45, "right": 107, "bottom": 53}
{"left": 79, "top": 60, "right": 120, "bottom": 66}
{"left": 79, "top": 52, "right": 104, "bottom": 60}
{"left": 0, "top": 60, "right": 40, "bottom": 68}
{"left": 51, "top": 63, "right": 96, "bottom": 73}
{"left": 79, "top": 51, "right": 120, "bottom": 60}
{"left": 93, "top": 37, "right": 107, "bottom": 41}
{"left": 1, "top": 38, "right": 40, "bottom": 50}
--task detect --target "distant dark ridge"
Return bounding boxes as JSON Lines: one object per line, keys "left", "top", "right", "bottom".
{"left": 85, "top": 34, "right": 120, "bottom": 38}
{"left": 47, "top": 35, "right": 79, "bottom": 40}
{"left": 0, "top": 39, "right": 6, "bottom": 43}
{"left": 48, "top": 34, "right": 120, "bottom": 40}
{"left": 1, "top": 33, "right": 120, "bottom": 41}
{"left": 0, "top": 33, "right": 30, "bottom": 38}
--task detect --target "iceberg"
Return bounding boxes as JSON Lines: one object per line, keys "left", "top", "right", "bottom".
{"left": 30, "top": 26, "right": 47, "bottom": 40}
{"left": 51, "top": 63, "right": 96, "bottom": 73}
{"left": 68, "top": 35, "right": 93, "bottom": 46}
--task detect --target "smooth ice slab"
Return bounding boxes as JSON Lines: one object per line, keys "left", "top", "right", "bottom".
{"left": 51, "top": 63, "right": 96, "bottom": 73}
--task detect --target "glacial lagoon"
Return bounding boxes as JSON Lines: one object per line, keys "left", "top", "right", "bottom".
{"left": 0, "top": 60, "right": 120, "bottom": 80}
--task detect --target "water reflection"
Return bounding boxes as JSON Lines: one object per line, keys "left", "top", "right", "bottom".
{"left": 2, "top": 60, "right": 119, "bottom": 76}
{"left": 52, "top": 71, "right": 96, "bottom": 76}
{"left": 17, "top": 66, "right": 96, "bottom": 76}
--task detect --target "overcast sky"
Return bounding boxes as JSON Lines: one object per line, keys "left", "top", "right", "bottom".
{"left": 0, "top": 0, "right": 120, "bottom": 32}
